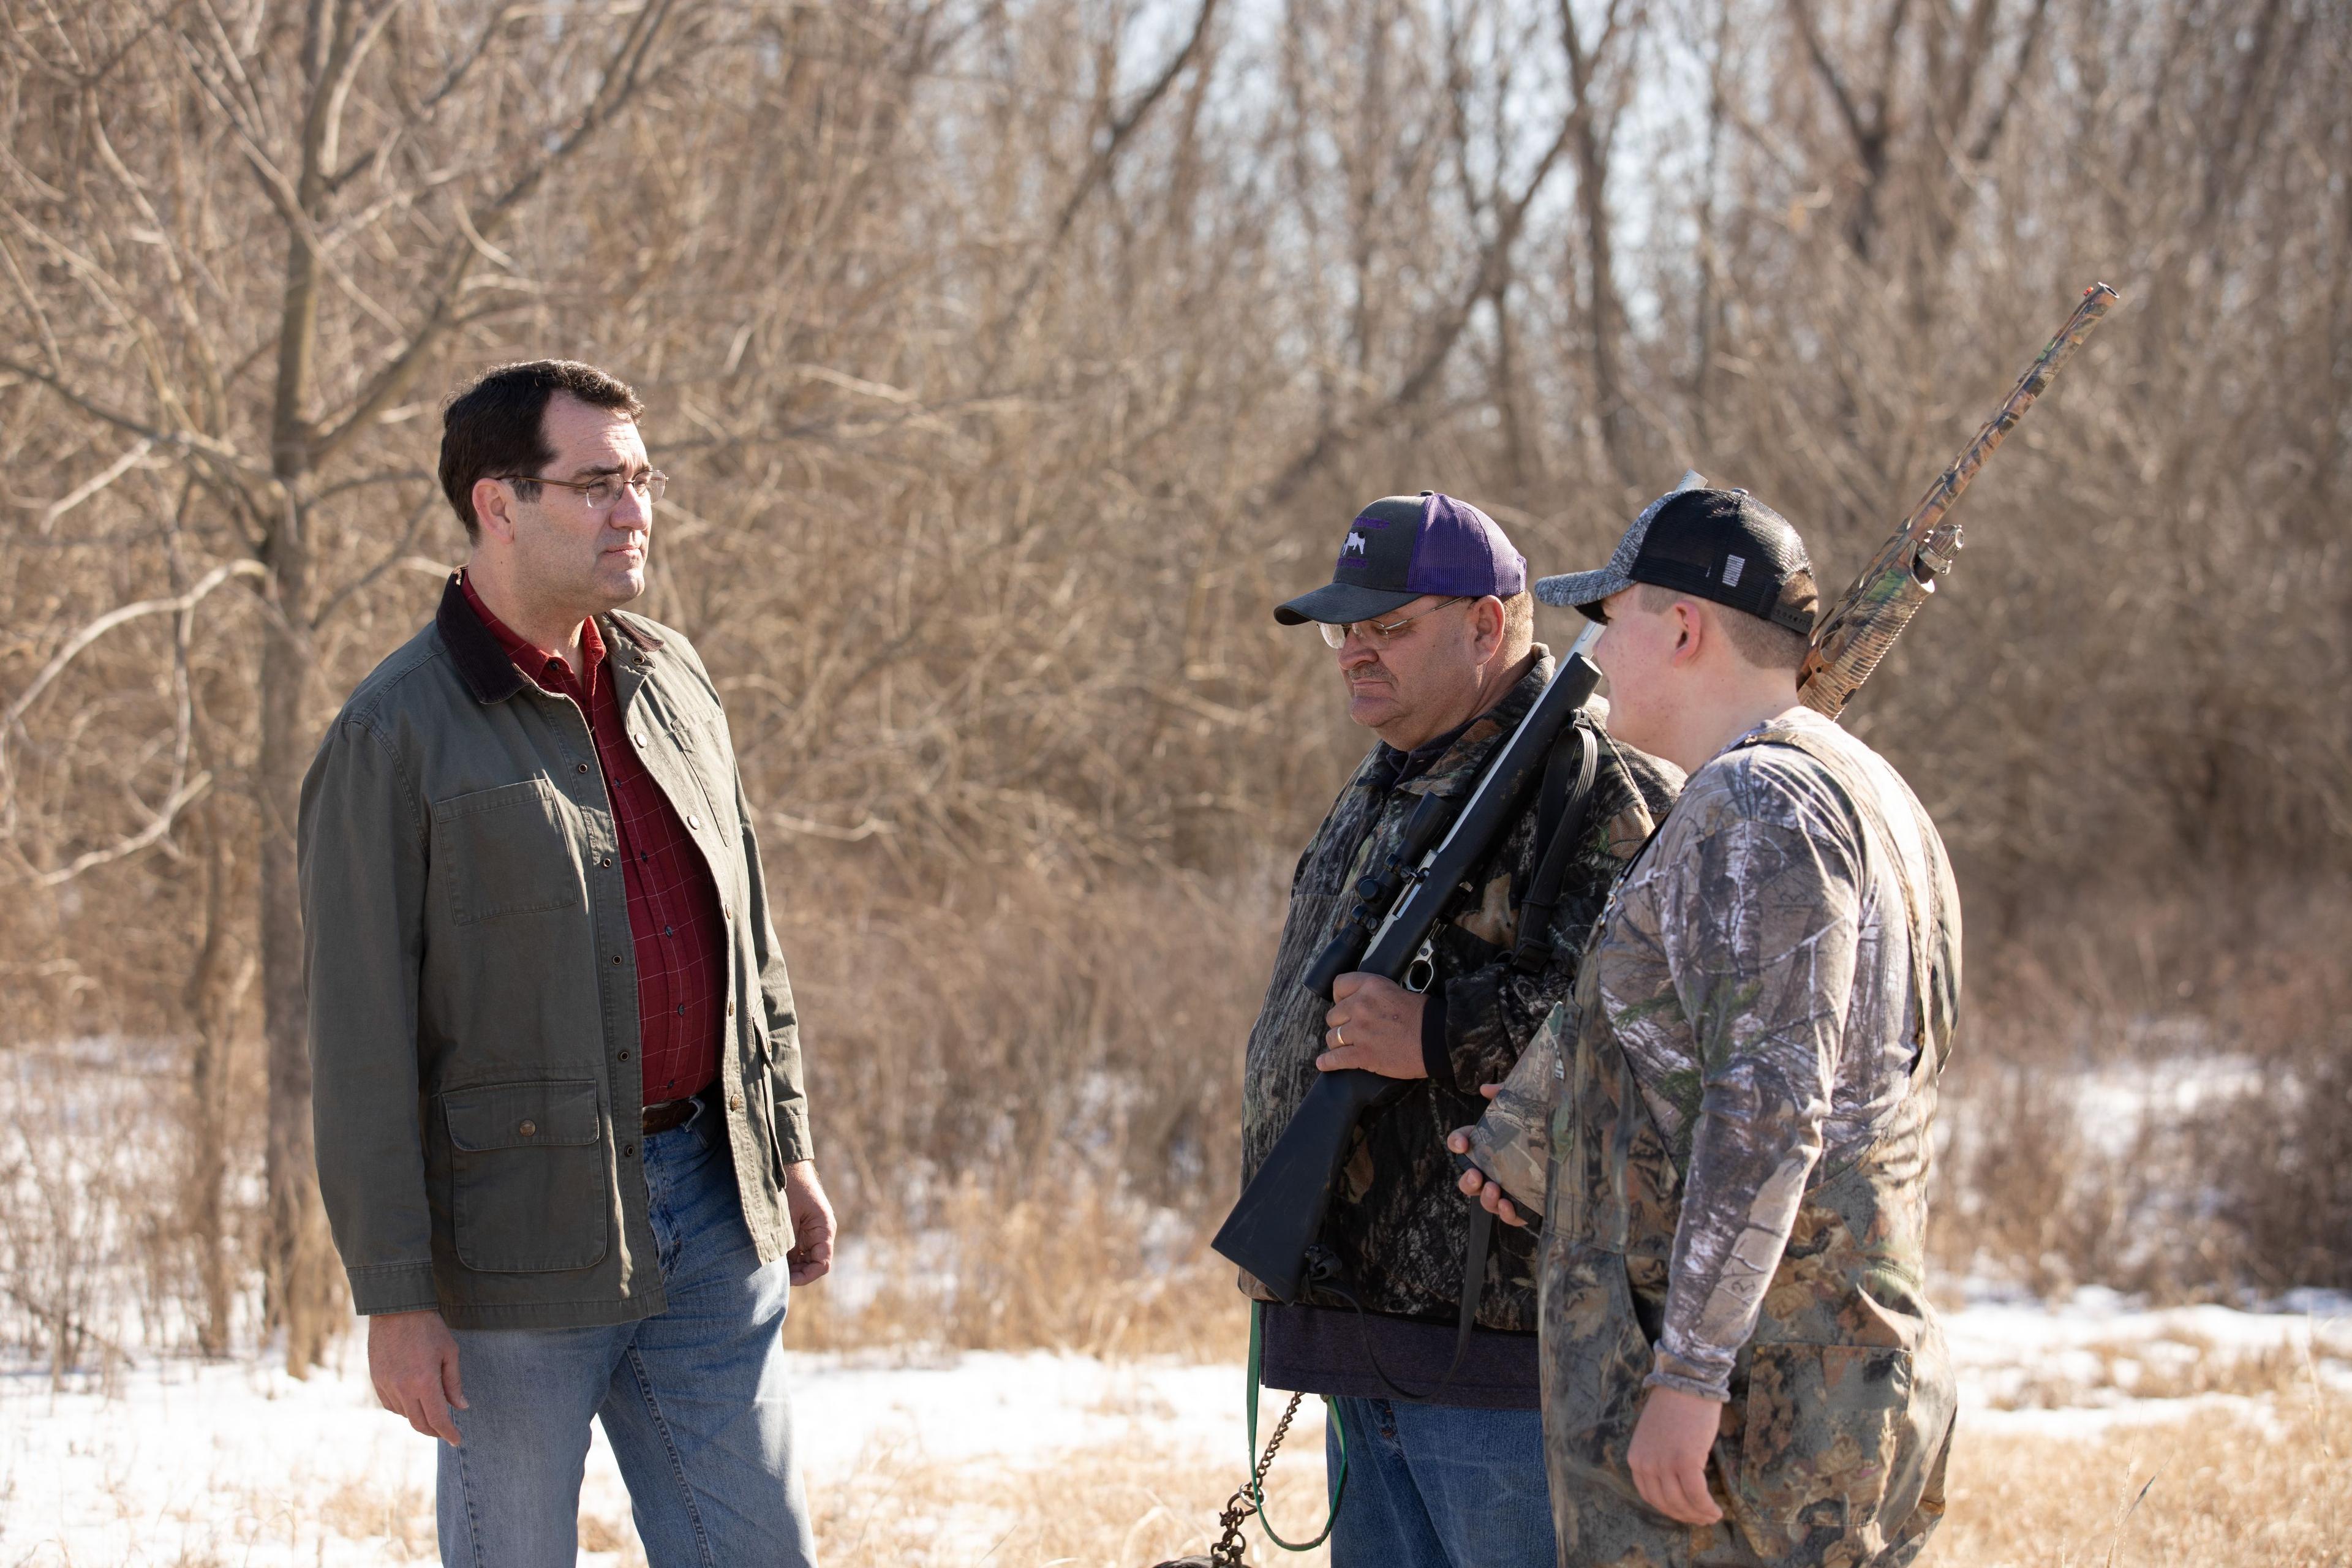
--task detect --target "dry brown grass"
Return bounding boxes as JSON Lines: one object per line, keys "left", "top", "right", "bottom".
{"left": 808, "top": 1436, "right": 1337, "bottom": 1568}
{"left": 1936, "top": 1395, "right": 2352, "bottom": 1567}
{"left": 730, "top": 1392, "right": 2352, "bottom": 1567}
{"left": 315, "top": 1479, "right": 435, "bottom": 1558}
{"left": 817, "top": 1393, "right": 2352, "bottom": 1568}
{"left": 788, "top": 1187, "right": 1248, "bottom": 1363}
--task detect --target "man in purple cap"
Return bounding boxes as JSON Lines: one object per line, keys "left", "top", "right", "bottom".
{"left": 1237, "top": 492, "right": 1682, "bottom": 1568}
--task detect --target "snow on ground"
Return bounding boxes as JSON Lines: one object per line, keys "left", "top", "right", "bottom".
{"left": 1948, "top": 1283, "right": 2352, "bottom": 1439}
{"left": 6, "top": 1287, "right": 2348, "bottom": 1566}
{"left": 0, "top": 1335, "right": 1261, "bottom": 1567}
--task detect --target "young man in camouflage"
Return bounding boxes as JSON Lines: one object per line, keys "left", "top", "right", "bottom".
{"left": 1454, "top": 485, "right": 1961, "bottom": 1567}
{"left": 1242, "top": 492, "right": 1679, "bottom": 1568}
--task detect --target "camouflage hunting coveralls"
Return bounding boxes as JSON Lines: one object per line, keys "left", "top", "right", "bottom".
{"left": 1239, "top": 652, "right": 1680, "bottom": 1329}
{"left": 1483, "top": 709, "right": 1962, "bottom": 1567}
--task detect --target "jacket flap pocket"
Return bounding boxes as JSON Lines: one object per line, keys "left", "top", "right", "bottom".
{"left": 443, "top": 1081, "right": 601, "bottom": 1152}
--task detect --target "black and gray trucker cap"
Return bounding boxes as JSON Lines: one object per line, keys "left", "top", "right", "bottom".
{"left": 1534, "top": 474, "right": 1819, "bottom": 635}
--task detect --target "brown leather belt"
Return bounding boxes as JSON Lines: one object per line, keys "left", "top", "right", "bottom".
{"left": 641, "top": 1096, "right": 698, "bottom": 1135}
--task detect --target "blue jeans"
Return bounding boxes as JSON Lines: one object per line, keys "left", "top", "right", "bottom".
{"left": 1324, "top": 1396, "right": 1555, "bottom": 1568}
{"left": 437, "top": 1105, "right": 815, "bottom": 1567}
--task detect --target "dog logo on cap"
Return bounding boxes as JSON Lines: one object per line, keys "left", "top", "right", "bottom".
{"left": 1342, "top": 530, "right": 1368, "bottom": 557}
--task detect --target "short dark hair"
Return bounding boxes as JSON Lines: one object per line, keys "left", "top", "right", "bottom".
{"left": 439, "top": 360, "right": 643, "bottom": 541}
{"left": 1501, "top": 590, "right": 1534, "bottom": 652}
{"left": 1637, "top": 582, "right": 1809, "bottom": 671}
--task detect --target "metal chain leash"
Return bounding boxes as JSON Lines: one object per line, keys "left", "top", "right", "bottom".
{"left": 1204, "top": 1390, "right": 1306, "bottom": 1567}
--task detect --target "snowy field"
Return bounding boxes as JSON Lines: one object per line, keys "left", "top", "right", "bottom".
{"left": 4, "top": 1287, "right": 2347, "bottom": 1567}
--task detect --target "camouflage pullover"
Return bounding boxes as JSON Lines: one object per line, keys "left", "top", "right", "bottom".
{"left": 1240, "top": 651, "right": 1681, "bottom": 1328}
{"left": 1598, "top": 707, "right": 1961, "bottom": 1400}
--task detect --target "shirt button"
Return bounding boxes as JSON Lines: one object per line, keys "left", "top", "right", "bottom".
{"left": 600, "top": 856, "right": 612, "bottom": 869}
{"left": 612, "top": 954, "right": 624, "bottom": 965}
{"left": 687, "top": 815, "right": 700, "bottom": 830}
{"left": 576, "top": 762, "right": 589, "bottom": 774}
{"left": 633, "top": 733, "right": 647, "bottom": 747}
{"left": 726, "top": 1000, "right": 735, "bottom": 1016}
{"left": 617, "top": 1049, "right": 630, "bottom": 1061}
{"left": 663, "top": 925, "right": 674, "bottom": 937}
{"left": 675, "top": 1005, "right": 685, "bottom": 1017}
{"left": 728, "top": 1092, "right": 744, "bottom": 1112}
{"left": 518, "top": 1120, "right": 537, "bottom": 1137}
{"left": 621, "top": 1142, "right": 636, "bottom": 1159}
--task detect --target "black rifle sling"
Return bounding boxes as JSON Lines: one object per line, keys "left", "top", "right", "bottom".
{"left": 1300, "top": 725, "right": 1600, "bottom": 1403}
{"left": 1305, "top": 1198, "right": 1495, "bottom": 1405}
{"left": 1510, "top": 722, "right": 1601, "bottom": 974}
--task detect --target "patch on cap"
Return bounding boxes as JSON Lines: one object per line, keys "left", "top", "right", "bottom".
{"left": 1275, "top": 491, "right": 1527, "bottom": 624}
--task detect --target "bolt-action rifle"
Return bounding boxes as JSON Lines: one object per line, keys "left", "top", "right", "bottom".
{"left": 1210, "top": 620, "right": 1607, "bottom": 1305}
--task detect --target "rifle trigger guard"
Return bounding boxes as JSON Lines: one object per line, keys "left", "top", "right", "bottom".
{"left": 1403, "top": 939, "right": 1437, "bottom": 994}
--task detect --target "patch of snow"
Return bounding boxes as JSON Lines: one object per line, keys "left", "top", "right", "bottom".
{"left": 1944, "top": 1283, "right": 2352, "bottom": 1436}
{"left": 2064, "top": 1052, "right": 2267, "bottom": 1158}
{"left": 0, "top": 1327, "right": 1283, "bottom": 1566}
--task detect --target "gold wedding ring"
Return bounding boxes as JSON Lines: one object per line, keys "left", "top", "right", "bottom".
{"left": 1335, "top": 1026, "right": 1346, "bottom": 1048}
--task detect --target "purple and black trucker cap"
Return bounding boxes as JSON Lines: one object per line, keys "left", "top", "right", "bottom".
{"left": 1535, "top": 473, "right": 1819, "bottom": 635}
{"left": 1274, "top": 491, "right": 1528, "bottom": 625}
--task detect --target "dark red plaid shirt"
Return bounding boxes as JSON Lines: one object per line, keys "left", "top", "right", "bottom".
{"left": 462, "top": 575, "right": 723, "bottom": 1104}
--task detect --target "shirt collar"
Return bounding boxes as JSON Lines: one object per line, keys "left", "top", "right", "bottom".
{"left": 458, "top": 570, "right": 605, "bottom": 693}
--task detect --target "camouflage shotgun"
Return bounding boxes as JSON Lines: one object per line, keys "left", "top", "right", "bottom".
{"left": 1459, "top": 283, "right": 2125, "bottom": 1224}
{"left": 1798, "top": 282, "right": 2122, "bottom": 717}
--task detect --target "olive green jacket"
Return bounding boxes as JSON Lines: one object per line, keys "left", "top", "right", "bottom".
{"left": 298, "top": 575, "right": 812, "bottom": 1329}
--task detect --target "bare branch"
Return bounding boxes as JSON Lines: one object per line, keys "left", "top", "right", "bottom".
{"left": 34, "top": 438, "right": 156, "bottom": 537}
{"left": 312, "top": 488, "right": 440, "bottom": 627}
{"left": 310, "top": 0, "right": 685, "bottom": 466}
{"left": 0, "top": 356, "right": 274, "bottom": 485}
{"left": 987, "top": 0, "right": 1223, "bottom": 354}
{"left": 0, "top": 560, "right": 271, "bottom": 767}
{"left": 32, "top": 772, "right": 214, "bottom": 888}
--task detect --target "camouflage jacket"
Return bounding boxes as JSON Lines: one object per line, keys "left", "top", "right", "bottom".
{"left": 1531, "top": 712, "right": 1962, "bottom": 1567}
{"left": 1238, "top": 651, "right": 1680, "bottom": 1329}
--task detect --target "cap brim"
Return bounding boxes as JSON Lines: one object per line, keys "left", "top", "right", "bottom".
{"left": 1532, "top": 565, "right": 1629, "bottom": 621}
{"left": 1273, "top": 581, "right": 1422, "bottom": 625}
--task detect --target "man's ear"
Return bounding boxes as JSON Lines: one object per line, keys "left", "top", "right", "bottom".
{"left": 470, "top": 477, "right": 515, "bottom": 545}
{"left": 1472, "top": 595, "right": 1506, "bottom": 658}
{"left": 1670, "top": 599, "right": 1705, "bottom": 664}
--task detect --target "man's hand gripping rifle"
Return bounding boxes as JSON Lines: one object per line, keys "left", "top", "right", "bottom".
{"left": 1209, "top": 621, "right": 1608, "bottom": 1304}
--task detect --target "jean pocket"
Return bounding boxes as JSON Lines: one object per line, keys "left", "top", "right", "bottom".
{"left": 430, "top": 778, "right": 583, "bottom": 925}
{"left": 1730, "top": 1341, "right": 1914, "bottom": 1549}
{"left": 442, "top": 1080, "right": 609, "bottom": 1273}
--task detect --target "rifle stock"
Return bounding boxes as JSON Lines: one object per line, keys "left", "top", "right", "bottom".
{"left": 1210, "top": 1068, "right": 1405, "bottom": 1302}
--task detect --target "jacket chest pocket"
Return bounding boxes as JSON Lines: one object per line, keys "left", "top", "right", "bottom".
{"left": 430, "top": 778, "right": 584, "bottom": 925}
{"left": 441, "top": 1081, "right": 609, "bottom": 1273}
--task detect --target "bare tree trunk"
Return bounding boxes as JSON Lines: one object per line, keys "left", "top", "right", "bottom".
{"left": 1561, "top": 0, "right": 1639, "bottom": 488}
{"left": 183, "top": 802, "right": 249, "bottom": 1359}
{"left": 258, "top": 497, "right": 337, "bottom": 1371}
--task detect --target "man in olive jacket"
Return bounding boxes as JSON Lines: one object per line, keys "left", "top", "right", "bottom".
{"left": 299, "top": 360, "right": 830, "bottom": 1566}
